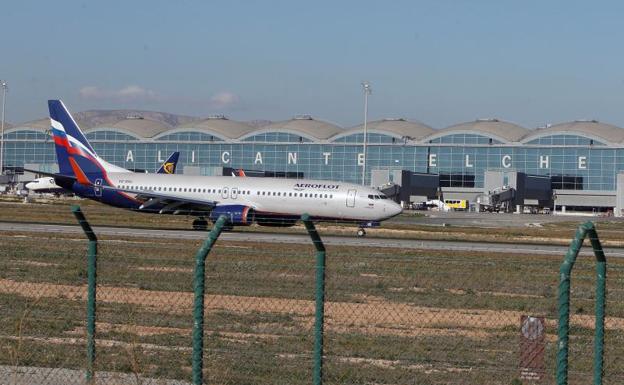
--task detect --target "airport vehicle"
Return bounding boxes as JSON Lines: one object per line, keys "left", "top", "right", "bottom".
{"left": 35, "top": 100, "right": 402, "bottom": 235}
{"left": 444, "top": 199, "right": 468, "bottom": 211}
{"left": 25, "top": 151, "right": 180, "bottom": 193}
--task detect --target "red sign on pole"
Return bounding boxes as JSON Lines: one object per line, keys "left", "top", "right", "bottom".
{"left": 520, "top": 315, "right": 545, "bottom": 381}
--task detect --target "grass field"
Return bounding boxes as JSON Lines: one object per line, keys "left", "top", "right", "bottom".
{"left": 3, "top": 196, "right": 624, "bottom": 246}
{"left": 0, "top": 199, "right": 624, "bottom": 384}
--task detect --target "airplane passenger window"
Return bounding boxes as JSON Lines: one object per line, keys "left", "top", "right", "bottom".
{"left": 277, "top": 192, "right": 281, "bottom": 196}
{"left": 304, "top": 193, "right": 308, "bottom": 198}
{"left": 247, "top": 191, "right": 250, "bottom": 195}
{"left": 330, "top": 195, "right": 333, "bottom": 198}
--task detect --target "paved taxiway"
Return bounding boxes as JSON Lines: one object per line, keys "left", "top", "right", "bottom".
{"left": 1, "top": 221, "right": 622, "bottom": 257}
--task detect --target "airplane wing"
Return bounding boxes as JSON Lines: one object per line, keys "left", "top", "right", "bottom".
{"left": 102, "top": 184, "right": 218, "bottom": 214}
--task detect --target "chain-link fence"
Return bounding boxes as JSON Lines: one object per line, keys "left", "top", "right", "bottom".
{"left": 0, "top": 209, "right": 623, "bottom": 384}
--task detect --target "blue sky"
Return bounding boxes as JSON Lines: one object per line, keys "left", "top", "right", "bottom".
{"left": 3, "top": 1, "right": 624, "bottom": 128}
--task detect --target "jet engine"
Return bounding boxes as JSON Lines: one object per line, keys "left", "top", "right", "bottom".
{"left": 209, "top": 205, "right": 254, "bottom": 226}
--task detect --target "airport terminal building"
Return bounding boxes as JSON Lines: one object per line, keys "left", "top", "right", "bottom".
{"left": 5, "top": 113, "right": 624, "bottom": 213}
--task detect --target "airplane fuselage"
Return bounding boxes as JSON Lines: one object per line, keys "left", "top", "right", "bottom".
{"left": 74, "top": 173, "right": 401, "bottom": 222}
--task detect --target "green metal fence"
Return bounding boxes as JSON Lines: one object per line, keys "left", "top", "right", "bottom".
{"left": 556, "top": 221, "right": 607, "bottom": 385}
{"left": 0, "top": 207, "right": 623, "bottom": 384}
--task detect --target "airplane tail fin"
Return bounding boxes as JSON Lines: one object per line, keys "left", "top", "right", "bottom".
{"left": 156, "top": 152, "right": 180, "bottom": 174}
{"left": 48, "top": 100, "right": 132, "bottom": 183}
{"left": 48, "top": 100, "right": 107, "bottom": 181}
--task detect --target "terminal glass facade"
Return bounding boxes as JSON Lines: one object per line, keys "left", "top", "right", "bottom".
{"left": 2, "top": 129, "right": 622, "bottom": 192}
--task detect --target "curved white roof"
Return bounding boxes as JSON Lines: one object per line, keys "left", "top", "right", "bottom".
{"left": 432, "top": 119, "right": 529, "bottom": 143}
{"left": 171, "top": 116, "right": 255, "bottom": 139}
{"left": 86, "top": 118, "right": 174, "bottom": 139}
{"left": 10, "top": 118, "right": 50, "bottom": 133}
{"left": 332, "top": 118, "right": 434, "bottom": 141}
{"left": 522, "top": 120, "right": 624, "bottom": 144}
{"left": 245, "top": 115, "right": 342, "bottom": 141}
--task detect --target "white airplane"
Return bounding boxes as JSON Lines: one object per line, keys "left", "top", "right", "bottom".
{"left": 25, "top": 177, "right": 64, "bottom": 194}
{"left": 34, "top": 100, "right": 402, "bottom": 236}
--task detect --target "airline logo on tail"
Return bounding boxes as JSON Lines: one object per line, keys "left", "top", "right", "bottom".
{"left": 163, "top": 162, "right": 175, "bottom": 174}
{"left": 48, "top": 100, "right": 110, "bottom": 182}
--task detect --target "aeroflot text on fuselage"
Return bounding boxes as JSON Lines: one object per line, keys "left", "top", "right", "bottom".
{"left": 293, "top": 183, "right": 340, "bottom": 190}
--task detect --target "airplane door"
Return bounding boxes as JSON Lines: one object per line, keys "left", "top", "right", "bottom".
{"left": 231, "top": 188, "right": 238, "bottom": 199}
{"left": 346, "top": 189, "right": 356, "bottom": 207}
{"left": 221, "top": 187, "right": 229, "bottom": 199}
{"left": 94, "top": 179, "right": 103, "bottom": 197}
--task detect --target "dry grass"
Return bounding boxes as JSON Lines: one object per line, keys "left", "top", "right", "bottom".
{"left": 0, "top": 201, "right": 623, "bottom": 384}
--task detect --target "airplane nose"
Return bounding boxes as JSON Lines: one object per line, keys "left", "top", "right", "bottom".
{"left": 385, "top": 201, "right": 402, "bottom": 217}
{"left": 392, "top": 202, "right": 403, "bottom": 216}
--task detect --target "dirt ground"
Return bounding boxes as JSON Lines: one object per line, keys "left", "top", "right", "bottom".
{"left": 2, "top": 278, "right": 621, "bottom": 341}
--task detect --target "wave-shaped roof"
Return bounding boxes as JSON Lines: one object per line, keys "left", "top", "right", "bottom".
{"left": 333, "top": 118, "right": 434, "bottom": 141}
{"left": 10, "top": 118, "right": 50, "bottom": 133}
{"left": 169, "top": 115, "right": 255, "bottom": 140}
{"left": 434, "top": 118, "right": 529, "bottom": 143}
{"left": 522, "top": 120, "right": 624, "bottom": 144}
{"left": 9, "top": 111, "right": 624, "bottom": 145}
{"left": 244, "top": 115, "right": 342, "bottom": 140}
{"left": 86, "top": 118, "right": 173, "bottom": 138}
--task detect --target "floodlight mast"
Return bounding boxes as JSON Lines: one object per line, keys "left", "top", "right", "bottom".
{"left": 361, "top": 81, "right": 372, "bottom": 186}
{"left": 0, "top": 80, "right": 7, "bottom": 175}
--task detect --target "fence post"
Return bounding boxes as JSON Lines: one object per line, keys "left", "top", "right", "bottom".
{"left": 192, "top": 215, "right": 228, "bottom": 385}
{"left": 71, "top": 205, "right": 97, "bottom": 384}
{"left": 588, "top": 227, "right": 606, "bottom": 385}
{"left": 556, "top": 221, "right": 607, "bottom": 385}
{"left": 301, "top": 214, "right": 326, "bottom": 385}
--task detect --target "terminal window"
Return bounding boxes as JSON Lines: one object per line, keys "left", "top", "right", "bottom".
{"left": 551, "top": 175, "right": 584, "bottom": 190}
{"left": 439, "top": 174, "right": 475, "bottom": 188}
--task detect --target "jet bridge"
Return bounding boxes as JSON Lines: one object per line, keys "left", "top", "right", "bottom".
{"left": 481, "top": 171, "right": 553, "bottom": 212}
{"left": 476, "top": 186, "right": 516, "bottom": 212}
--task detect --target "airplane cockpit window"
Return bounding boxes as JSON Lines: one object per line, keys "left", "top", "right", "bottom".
{"left": 368, "top": 194, "right": 374, "bottom": 199}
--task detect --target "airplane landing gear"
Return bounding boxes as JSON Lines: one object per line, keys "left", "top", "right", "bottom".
{"left": 357, "top": 228, "right": 367, "bottom": 237}
{"left": 192, "top": 217, "right": 208, "bottom": 231}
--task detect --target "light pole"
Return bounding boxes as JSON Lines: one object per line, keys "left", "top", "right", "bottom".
{"left": 361, "top": 81, "right": 371, "bottom": 186}
{"left": 0, "top": 80, "right": 7, "bottom": 175}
